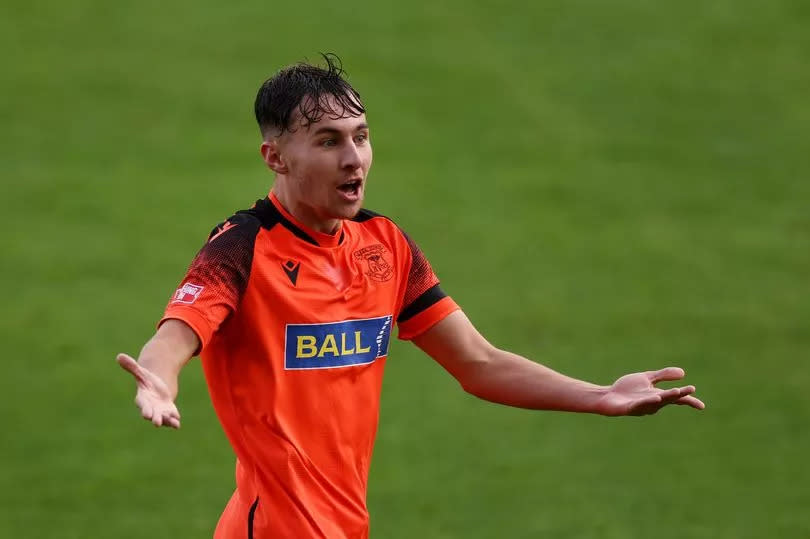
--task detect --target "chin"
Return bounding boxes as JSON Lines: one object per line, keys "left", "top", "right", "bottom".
{"left": 334, "top": 201, "right": 364, "bottom": 220}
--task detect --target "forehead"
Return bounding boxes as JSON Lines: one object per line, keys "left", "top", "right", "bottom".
{"left": 305, "top": 114, "right": 368, "bottom": 136}
{"left": 291, "top": 94, "right": 368, "bottom": 134}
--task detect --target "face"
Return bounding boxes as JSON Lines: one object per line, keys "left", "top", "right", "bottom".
{"left": 262, "top": 96, "right": 372, "bottom": 233}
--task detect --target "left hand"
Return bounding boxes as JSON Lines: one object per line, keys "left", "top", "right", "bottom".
{"left": 597, "top": 367, "right": 705, "bottom": 416}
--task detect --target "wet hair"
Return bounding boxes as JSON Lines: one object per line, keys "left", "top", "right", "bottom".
{"left": 254, "top": 53, "right": 365, "bottom": 138}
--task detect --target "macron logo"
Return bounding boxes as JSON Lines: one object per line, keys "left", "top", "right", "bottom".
{"left": 172, "top": 283, "right": 204, "bottom": 304}
{"left": 209, "top": 221, "right": 237, "bottom": 243}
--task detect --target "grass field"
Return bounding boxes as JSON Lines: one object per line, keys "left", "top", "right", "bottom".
{"left": 2, "top": 0, "right": 809, "bottom": 537}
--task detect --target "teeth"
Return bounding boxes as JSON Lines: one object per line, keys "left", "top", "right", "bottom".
{"left": 338, "top": 181, "right": 360, "bottom": 194}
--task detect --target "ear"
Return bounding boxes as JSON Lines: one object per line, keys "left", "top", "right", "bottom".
{"left": 260, "top": 139, "right": 288, "bottom": 174}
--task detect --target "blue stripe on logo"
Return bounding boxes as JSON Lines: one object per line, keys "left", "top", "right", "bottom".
{"left": 284, "top": 315, "right": 393, "bottom": 370}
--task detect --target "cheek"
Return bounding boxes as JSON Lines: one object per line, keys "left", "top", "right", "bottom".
{"left": 287, "top": 151, "right": 314, "bottom": 179}
{"left": 283, "top": 149, "right": 302, "bottom": 174}
{"left": 296, "top": 159, "right": 332, "bottom": 196}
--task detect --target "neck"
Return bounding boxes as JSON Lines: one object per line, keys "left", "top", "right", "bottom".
{"left": 270, "top": 183, "right": 341, "bottom": 235}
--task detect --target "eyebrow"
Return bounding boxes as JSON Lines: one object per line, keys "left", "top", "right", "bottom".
{"left": 311, "top": 122, "right": 369, "bottom": 136}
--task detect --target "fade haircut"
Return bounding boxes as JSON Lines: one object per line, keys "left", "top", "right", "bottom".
{"left": 254, "top": 53, "right": 365, "bottom": 138}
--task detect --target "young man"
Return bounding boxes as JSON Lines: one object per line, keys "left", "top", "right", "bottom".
{"left": 118, "top": 54, "right": 704, "bottom": 539}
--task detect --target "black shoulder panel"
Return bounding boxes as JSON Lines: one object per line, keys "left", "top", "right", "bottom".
{"left": 207, "top": 208, "right": 263, "bottom": 242}
{"left": 185, "top": 209, "right": 263, "bottom": 314}
{"left": 351, "top": 207, "right": 390, "bottom": 223}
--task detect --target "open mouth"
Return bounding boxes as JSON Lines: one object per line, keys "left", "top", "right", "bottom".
{"left": 337, "top": 179, "right": 362, "bottom": 197}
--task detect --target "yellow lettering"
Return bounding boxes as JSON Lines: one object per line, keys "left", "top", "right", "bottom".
{"left": 296, "top": 336, "right": 317, "bottom": 358}
{"left": 340, "top": 332, "right": 355, "bottom": 355}
{"left": 355, "top": 331, "right": 371, "bottom": 353}
{"left": 318, "top": 334, "right": 340, "bottom": 357}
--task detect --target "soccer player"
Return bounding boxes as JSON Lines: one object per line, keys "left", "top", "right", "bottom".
{"left": 118, "top": 54, "right": 704, "bottom": 539}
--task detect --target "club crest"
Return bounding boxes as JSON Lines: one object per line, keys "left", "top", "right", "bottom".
{"left": 353, "top": 244, "right": 394, "bottom": 282}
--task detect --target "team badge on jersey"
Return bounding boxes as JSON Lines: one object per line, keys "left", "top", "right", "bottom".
{"left": 353, "top": 244, "right": 394, "bottom": 282}
{"left": 285, "top": 315, "right": 392, "bottom": 370}
{"left": 172, "top": 282, "right": 204, "bottom": 304}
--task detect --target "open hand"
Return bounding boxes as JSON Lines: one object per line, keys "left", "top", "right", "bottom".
{"left": 117, "top": 353, "right": 181, "bottom": 429}
{"left": 597, "top": 367, "right": 705, "bottom": 416}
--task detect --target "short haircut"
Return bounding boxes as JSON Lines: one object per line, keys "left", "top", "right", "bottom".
{"left": 254, "top": 53, "right": 365, "bottom": 138}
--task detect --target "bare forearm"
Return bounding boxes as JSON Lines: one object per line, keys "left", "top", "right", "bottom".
{"left": 460, "top": 348, "right": 608, "bottom": 413}
{"left": 136, "top": 319, "right": 198, "bottom": 398}
{"left": 415, "top": 312, "right": 702, "bottom": 417}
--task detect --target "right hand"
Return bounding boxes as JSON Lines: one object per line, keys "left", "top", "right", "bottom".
{"left": 117, "top": 353, "right": 181, "bottom": 429}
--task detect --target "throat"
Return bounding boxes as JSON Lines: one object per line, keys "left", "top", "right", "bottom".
{"left": 270, "top": 189, "right": 342, "bottom": 236}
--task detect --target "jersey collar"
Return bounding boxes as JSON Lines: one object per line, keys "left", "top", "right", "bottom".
{"left": 268, "top": 192, "right": 345, "bottom": 248}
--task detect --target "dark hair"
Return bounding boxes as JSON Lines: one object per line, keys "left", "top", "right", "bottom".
{"left": 254, "top": 53, "right": 365, "bottom": 137}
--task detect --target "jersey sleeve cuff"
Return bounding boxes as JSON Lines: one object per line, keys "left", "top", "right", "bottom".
{"left": 158, "top": 306, "right": 215, "bottom": 355}
{"left": 397, "top": 296, "right": 459, "bottom": 341}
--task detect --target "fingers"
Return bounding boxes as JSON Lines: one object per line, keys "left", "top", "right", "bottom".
{"left": 637, "top": 389, "right": 704, "bottom": 415}
{"left": 675, "top": 395, "right": 706, "bottom": 410}
{"left": 134, "top": 390, "right": 181, "bottom": 429}
{"left": 117, "top": 353, "right": 147, "bottom": 385}
{"left": 146, "top": 402, "right": 181, "bottom": 429}
{"left": 154, "top": 407, "right": 181, "bottom": 429}
{"left": 658, "top": 385, "right": 695, "bottom": 402}
{"left": 647, "top": 367, "right": 686, "bottom": 384}
{"left": 627, "top": 386, "right": 703, "bottom": 416}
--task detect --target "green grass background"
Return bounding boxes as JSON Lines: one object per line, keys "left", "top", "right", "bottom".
{"left": 2, "top": 0, "right": 809, "bottom": 537}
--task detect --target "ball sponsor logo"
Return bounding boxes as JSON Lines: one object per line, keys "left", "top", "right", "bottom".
{"left": 284, "top": 315, "right": 392, "bottom": 370}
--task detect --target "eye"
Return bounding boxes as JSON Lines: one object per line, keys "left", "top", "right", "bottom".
{"left": 321, "top": 138, "right": 337, "bottom": 148}
{"left": 355, "top": 133, "right": 368, "bottom": 144}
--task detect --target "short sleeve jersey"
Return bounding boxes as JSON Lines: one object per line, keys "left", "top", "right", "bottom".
{"left": 160, "top": 193, "right": 458, "bottom": 539}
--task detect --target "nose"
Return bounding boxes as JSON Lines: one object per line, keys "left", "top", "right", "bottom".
{"left": 340, "top": 140, "right": 362, "bottom": 171}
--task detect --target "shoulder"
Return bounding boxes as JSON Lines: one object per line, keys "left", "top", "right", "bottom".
{"left": 203, "top": 201, "right": 266, "bottom": 248}
{"left": 350, "top": 207, "right": 410, "bottom": 246}
{"left": 351, "top": 207, "right": 392, "bottom": 224}
{"left": 348, "top": 207, "right": 430, "bottom": 269}
{"left": 350, "top": 207, "right": 408, "bottom": 239}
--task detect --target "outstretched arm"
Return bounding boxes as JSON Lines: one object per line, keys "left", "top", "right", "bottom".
{"left": 412, "top": 311, "right": 704, "bottom": 416}
{"left": 117, "top": 319, "right": 200, "bottom": 428}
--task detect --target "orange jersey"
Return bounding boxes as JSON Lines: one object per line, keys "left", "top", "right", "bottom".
{"left": 161, "top": 193, "right": 458, "bottom": 538}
